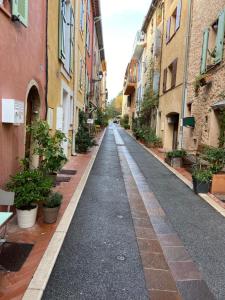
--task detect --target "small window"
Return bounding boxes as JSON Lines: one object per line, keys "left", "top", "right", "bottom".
{"left": 201, "top": 9, "right": 225, "bottom": 73}
{"left": 163, "top": 59, "right": 178, "bottom": 92}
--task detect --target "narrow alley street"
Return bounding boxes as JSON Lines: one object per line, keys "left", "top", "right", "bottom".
{"left": 42, "top": 124, "right": 225, "bottom": 300}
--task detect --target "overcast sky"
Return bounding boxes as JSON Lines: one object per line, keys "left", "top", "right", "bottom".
{"left": 101, "top": 0, "right": 151, "bottom": 101}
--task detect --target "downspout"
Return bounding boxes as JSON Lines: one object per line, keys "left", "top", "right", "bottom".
{"left": 179, "top": 0, "right": 193, "bottom": 149}
{"left": 72, "top": 1, "right": 78, "bottom": 156}
{"left": 45, "top": 0, "right": 49, "bottom": 120}
{"left": 71, "top": 0, "right": 79, "bottom": 155}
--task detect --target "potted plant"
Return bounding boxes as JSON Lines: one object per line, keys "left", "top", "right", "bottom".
{"left": 165, "top": 150, "right": 187, "bottom": 168}
{"left": 7, "top": 169, "right": 52, "bottom": 228}
{"left": 43, "top": 192, "right": 63, "bottom": 224}
{"left": 28, "top": 121, "right": 68, "bottom": 183}
{"left": 202, "top": 146, "right": 225, "bottom": 194}
{"left": 192, "top": 167, "right": 212, "bottom": 194}
{"left": 76, "top": 111, "right": 95, "bottom": 153}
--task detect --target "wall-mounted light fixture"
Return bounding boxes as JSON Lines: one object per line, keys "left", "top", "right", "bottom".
{"left": 92, "top": 71, "right": 103, "bottom": 83}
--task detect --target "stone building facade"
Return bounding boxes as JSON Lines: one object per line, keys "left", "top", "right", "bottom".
{"left": 183, "top": 0, "right": 225, "bottom": 151}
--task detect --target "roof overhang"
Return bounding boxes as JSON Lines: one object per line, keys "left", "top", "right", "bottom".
{"left": 93, "top": 0, "right": 105, "bottom": 62}
{"left": 141, "top": 0, "right": 160, "bottom": 32}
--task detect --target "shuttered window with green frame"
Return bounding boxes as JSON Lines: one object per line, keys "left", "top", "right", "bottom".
{"left": 12, "top": 0, "right": 28, "bottom": 27}
{"left": 69, "top": 7, "right": 75, "bottom": 74}
{"left": 214, "top": 9, "right": 225, "bottom": 64}
{"left": 200, "top": 28, "right": 209, "bottom": 74}
{"left": 59, "top": 0, "right": 66, "bottom": 61}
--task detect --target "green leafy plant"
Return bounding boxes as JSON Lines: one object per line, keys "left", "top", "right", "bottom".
{"left": 95, "top": 108, "right": 108, "bottom": 127}
{"left": 192, "top": 167, "right": 212, "bottom": 183}
{"left": 202, "top": 146, "right": 225, "bottom": 174}
{"left": 44, "top": 192, "right": 63, "bottom": 208}
{"left": 6, "top": 169, "right": 52, "bottom": 209}
{"left": 28, "top": 121, "right": 68, "bottom": 174}
{"left": 120, "top": 114, "right": 129, "bottom": 128}
{"left": 166, "top": 150, "right": 187, "bottom": 159}
{"left": 76, "top": 111, "right": 95, "bottom": 153}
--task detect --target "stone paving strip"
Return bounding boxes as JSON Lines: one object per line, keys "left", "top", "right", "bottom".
{"left": 115, "top": 127, "right": 215, "bottom": 300}
{"left": 42, "top": 126, "right": 149, "bottom": 299}
{"left": 125, "top": 129, "right": 225, "bottom": 218}
{"left": 22, "top": 130, "right": 106, "bottom": 300}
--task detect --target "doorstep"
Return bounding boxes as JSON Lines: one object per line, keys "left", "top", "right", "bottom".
{"left": 125, "top": 129, "right": 225, "bottom": 219}
{"left": 0, "top": 130, "right": 105, "bottom": 300}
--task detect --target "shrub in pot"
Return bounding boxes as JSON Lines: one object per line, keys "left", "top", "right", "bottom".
{"left": 28, "top": 121, "right": 68, "bottom": 183}
{"left": 7, "top": 169, "right": 52, "bottom": 228}
{"left": 166, "top": 150, "right": 187, "bottom": 168}
{"left": 192, "top": 168, "right": 212, "bottom": 194}
{"left": 76, "top": 111, "right": 95, "bottom": 153}
{"left": 43, "top": 192, "right": 63, "bottom": 224}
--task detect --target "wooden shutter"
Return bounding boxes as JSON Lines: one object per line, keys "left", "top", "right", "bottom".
{"left": 59, "top": 0, "right": 66, "bottom": 60}
{"left": 200, "top": 28, "right": 209, "bottom": 74}
{"left": 80, "top": 0, "right": 84, "bottom": 31}
{"left": 70, "top": 7, "right": 75, "bottom": 74}
{"left": 166, "top": 18, "right": 171, "bottom": 43}
{"left": 171, "top": 58, "right": 178, "bottom": 88}
{"left": 163, "top": 68, "right": 167, "bottom": 92}
{"left": 12, "top": 0, "right": 28, "bottom": 27}
{"left": 175, "top": 0, "right": 182, "bottom": 31}
{"left": 214, "top": 10, "right": 225, "bottom": 64}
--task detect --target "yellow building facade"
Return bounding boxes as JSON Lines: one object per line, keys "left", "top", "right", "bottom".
{"left": 47, "top": 0, "right": 76, "bottom": 157}
{"left": 158, "top": 0, "right": 188, "bottom": 150}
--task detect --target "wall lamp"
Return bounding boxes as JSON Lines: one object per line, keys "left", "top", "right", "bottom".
{"left": 92, "top": 71, "right": 103, "bottom": 82}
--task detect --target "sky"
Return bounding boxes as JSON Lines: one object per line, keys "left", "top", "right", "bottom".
{"left": 101, "top": 0, "right": 152, "bottom": 101}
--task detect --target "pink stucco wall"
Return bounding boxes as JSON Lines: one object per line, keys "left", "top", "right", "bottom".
{"left": 0, "top": 1, "right": 47, "bottom": 187}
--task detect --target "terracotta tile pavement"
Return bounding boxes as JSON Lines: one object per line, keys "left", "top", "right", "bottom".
{"left": 0, "top": 132, "right": 104, "bottom": 300}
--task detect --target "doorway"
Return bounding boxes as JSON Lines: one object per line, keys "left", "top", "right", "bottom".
{"left": 25, "top": 86, "right": 40, "bottom": 163}
{"left": 166, "top": 112, "right": 179, "bottom": 150}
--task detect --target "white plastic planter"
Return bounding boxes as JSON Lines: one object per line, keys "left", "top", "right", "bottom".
{"left": 16, "top": 205, "right": 38, "bottom": 229}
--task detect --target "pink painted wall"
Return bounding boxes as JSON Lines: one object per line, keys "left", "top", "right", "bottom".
{"left": 0, "top": 1, "right": 47, "bottom": 187}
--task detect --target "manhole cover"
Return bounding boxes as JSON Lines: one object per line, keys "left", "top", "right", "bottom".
{"left": 116, "top": 255, "right": 126, "bottom": 261}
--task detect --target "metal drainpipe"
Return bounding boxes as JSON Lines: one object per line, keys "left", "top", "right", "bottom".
{"left": 179, "top": 0, "right": 193, "bottom": 149}
{"left": 71, "top": 0, "right": 79, "bottom": 156}
{"left": 45, "top": 0, "right": 49, "bottom": 120}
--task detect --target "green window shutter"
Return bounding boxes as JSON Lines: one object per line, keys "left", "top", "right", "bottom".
{"left": 70, "top": 7, "right": 75, "bottom": 74}
{"left": 12, "top": 0, "right": 28, "bottom": 27}
{"left": 200, "top": 28, "right": 209, "bottom": 74}
{"left": 214, "top": 10, "right": 225, "bottom": 64}
{"left": 59, "top": 0, "right": 66, "bottom": 61}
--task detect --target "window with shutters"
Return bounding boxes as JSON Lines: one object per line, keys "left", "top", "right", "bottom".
{"left": 11, "top": 0, "right": 28, "bottom": 27}
{"left": 59, "top": 0, "right": 74, "bottom": 75}
{"left": 163, "top": 59, "right": 178, "bottom": 92}
{"left": 79, "top": 57, "right": 83, "bottom": 90}
{"left": 166, "top": 0, "right": 181, "bottom": 44}
{"left": 86, "top": 25, "right": 91, "bottom": 54}
{"left": 201, "top": 10, "right": 225, "bottom": 74}
{"left": 80, "top": 0, "right": 84, "bottom": 32}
